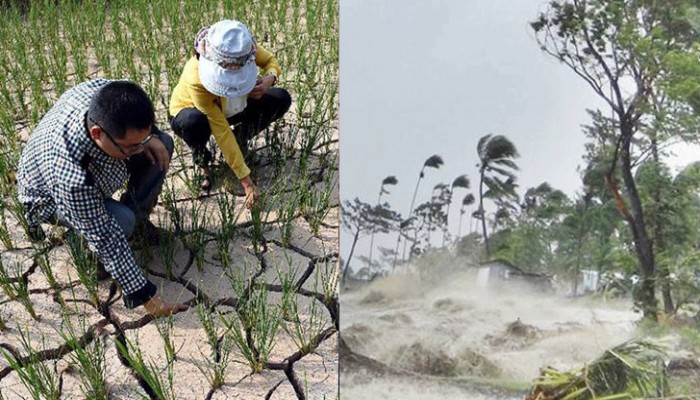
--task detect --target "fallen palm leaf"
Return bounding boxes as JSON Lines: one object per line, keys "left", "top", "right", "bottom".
{"left": 526, "top": 339, "right": 668, "bottom": 400}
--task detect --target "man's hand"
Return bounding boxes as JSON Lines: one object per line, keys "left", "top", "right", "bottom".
{"left": 248, "top": 75, "right": 275, "bottom": 100}
{"left": 143, "top": 294, "right": 188, "bottom": 318}
{"left": 143, "top": 136, "right": 170, "bottom": 171}
{"left": 240, "top": 175, "right": 259, "bottom": 209}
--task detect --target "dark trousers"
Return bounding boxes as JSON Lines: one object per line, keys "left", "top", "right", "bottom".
{"left": 169, "top": 87, "right": 291, "bottom": 168}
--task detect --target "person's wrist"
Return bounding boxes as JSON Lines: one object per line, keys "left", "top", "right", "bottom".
{"left": 266, "top": 72, "right": 277, "bottom": 86}
{"left": 241, "top": 176, "right": 254, "bottom": 189}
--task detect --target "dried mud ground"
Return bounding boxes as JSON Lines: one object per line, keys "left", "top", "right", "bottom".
{"left": 0, "top": 120, "right": 339, "bottom": 399}
{"left": 339, "top": 266, "right": 699, "bottom": 399}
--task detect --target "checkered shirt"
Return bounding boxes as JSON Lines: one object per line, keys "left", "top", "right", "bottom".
{"left": 17, "top": 79, "right": 150, "bottom": 298}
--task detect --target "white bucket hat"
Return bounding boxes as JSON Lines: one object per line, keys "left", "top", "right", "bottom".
{"left": 197, "top": 20, "right": 258, "bottom": 98}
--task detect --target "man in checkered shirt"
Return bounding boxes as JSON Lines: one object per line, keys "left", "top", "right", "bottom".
{"left": 17, "top": 79, "right": 188, "bottom": 317}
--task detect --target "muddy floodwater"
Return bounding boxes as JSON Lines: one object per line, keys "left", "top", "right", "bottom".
{"left": 340, "top": 267, "right": 640, "bottom": 399}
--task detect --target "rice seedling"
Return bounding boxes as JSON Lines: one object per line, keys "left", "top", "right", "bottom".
{"left": 0, "top": 255, "right": 17, "bottom": 300}
{"left": 215, "top": 191, "right": 243, "bottom": 269}
{"left": 9, "top": 261, "right": 38, "bottom": 320}
{"left": 195, "top": 302, "right": 234, "bottom": 389}
{"left": 66, "top": 233, "right": 100, "bottom": 307}
{"left": 304, "top": 175, "right": 337, "bottom": 236}
{"left": 57, "top": 313, "right": 109, "bottom": 400}
{"left": 222, "top": 268, "right": 281, "bottom": 373}
{"left": 0, "top": 206, "right": 13, "bottom": 250}
{"left": 158, "top": 214, "right": 177, "bottom": 280}
{"left": 277, "top": 190, "right": 299, "bottom": 248}
{"left": 34, "top": 242, "right": 59, "bottom": 291}
{"left": 155, "top": 313, "right": 176, "bottom": 364}
{"left": 161, "top": 182, "right": 184, "bottom": 235}
{"left": 276, "top": 259, "right": 300, "bottom": 320}
{"left": 117, "top": 333, "right": 176, "bottom": 400}
{"left": 185, "top": 201, "right": 209, "bottom": 272}
{"left": 8, "top": 190, "right": 32, "bottom": 239}
{"left": 284, "top": 273, "right": 328, "bottom": 355}
{"left": 1, "top": 324, "right": 61, "bottom": 400}
{"left": 249, "top": 189, "right": 274, "bottom": 254}
{"left": 318, "top": 259, "right": 338, "bottom": 308}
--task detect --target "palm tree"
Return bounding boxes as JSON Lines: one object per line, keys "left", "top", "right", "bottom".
{"left": 367, "top": 176, "right": 398, "bottom": 269}
{"left": 457, "top": 193, "right": 475, "bottom": 238}
{"left": 476, "top": 134, "right": 519, "bottom": 257}
{"left": 397, "top": 154, "right": 444, "bottom": 263}
{"left": 445, "top": 175, "right": 470, "bottom": 245}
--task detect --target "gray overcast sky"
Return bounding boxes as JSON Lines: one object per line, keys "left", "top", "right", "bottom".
{"left": 338, "top": 0, "right": 699, "bottom": 265}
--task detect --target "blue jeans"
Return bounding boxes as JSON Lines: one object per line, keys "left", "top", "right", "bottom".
{"left": 52, "top": 131, "right": 174, "bottom": 237}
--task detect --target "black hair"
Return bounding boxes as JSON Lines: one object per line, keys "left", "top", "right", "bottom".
{"left": 86, "top": 81, "right": 155, "bottom": 139}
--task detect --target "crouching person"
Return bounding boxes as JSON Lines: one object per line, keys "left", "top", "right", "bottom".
{"left": 16, "top": 79, "right": 188, "bottom": 317}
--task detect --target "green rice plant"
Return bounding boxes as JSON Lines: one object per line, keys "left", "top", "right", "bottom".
{"left": 284, "top": 272, "right": 328, "bottom": 355}
{"left": 0, "top": 256, "right": 17, "bottom": 300}
{"left": 196, "top": 301, "right": 220, "bottom": 359}
{"left": 185, "top": 201, "right": 208, "bottom": 272}
{"left": 57, "top": 313, "right": 108, "bottom": 400}
{"left": 154, "top": 313, "right": 176, "bottom": 364}
{"left": 0, "top": 310, "right": 6, "bottom": 331}
{"left": 116, "top": 333, "right": 175, "bottom": 400}
{"left": 157, "top": 214, "right": 177, "bottom": 280}
{"left": 221, "top": 272, "right": 280, "bottom": 373}
{"left": 11, "top": 262, "right": 38, "bottom": 320}
{"left": 0, "top": 206, "right": 13, "bottom": 250}
{"left": 47, "top": 32, "right": 68, "bottom": 97}
{"left": 195, "top": 302, "right": 234, "bottom": 389}
{"left": 1, "top": 324, "right": 61, "bottom": 400}
{"left": 318, "top": 258, "right": 338, "bottom": 308}
{"left": 66, "top": 233, "right": 100, "bottom": 307}
{"left": 161, "top": 182, "right": 184, "bottom": 235}
{"left": 248, "top": 187, "right": 275, "bottom": 254}
{"left": 292, "top": 173, "right": 327, "bottom": 236}
{"left": 8, "top": 190, "right": 32, "bottom": 239}
{"left": 276, "top": 189, "right": 299, "bottom": 248}
{"left": 215, "top": 191, "right": 246, "bottom": 269}
{"left": 34, "top": 242, "right": 59, "bottom": 290}
{"left": 275, "top": 259, "right": 299, "bottom": 320}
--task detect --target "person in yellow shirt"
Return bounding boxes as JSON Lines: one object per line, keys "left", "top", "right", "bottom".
{"left": 169, "top": 19, "right": 291, "bottom": 205}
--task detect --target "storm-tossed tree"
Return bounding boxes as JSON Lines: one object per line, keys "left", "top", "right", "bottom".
{"left": 636, "top": 161, "right": 700, "bottom": 313}
{"left": 457, "top": 193, "right": 476, "bottom": 238}
{"left": 491, "top": 182, "right": 570, "bottom": 271}
{"left": 476, "top": 134, "right": 519, "bottom": 257}
{"left": 445, "top": 175, "right": 471, "bottom": 245}
{"left": 532, "top": 0, "right": 700, "bottom": 320}
{"left": 409, "top": 199, "right": 446, "bottom": 257}
{"left": 340, "top": 198, "right": 401, "bottom": 283}
{"left": 394, "top": 154, "right": 444, "bottom": 266}
{"left": 367, "top": 175, "right": 398, "bottom": 269}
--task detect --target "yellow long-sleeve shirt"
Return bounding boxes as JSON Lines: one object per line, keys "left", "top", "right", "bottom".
{"left": 169, "top": 46, "right": 281, "bottom": 179}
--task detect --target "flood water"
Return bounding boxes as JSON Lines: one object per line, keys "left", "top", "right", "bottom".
{"left": 340, "top": 266, "right": 640, "bottom": 399}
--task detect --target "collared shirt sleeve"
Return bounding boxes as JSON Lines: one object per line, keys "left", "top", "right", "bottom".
{"left": 52, "top": 178, "right": 155, "bottom": 308}
{"left": 189, "top": 83, "right": 251, "bottom": 180}
{"left": 256, "top": 45, "right": 282, "bottom": 77}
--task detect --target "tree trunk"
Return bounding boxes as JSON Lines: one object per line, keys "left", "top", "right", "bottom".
{"left": 619, "top": 131, "right": 658, "bottom": 320}
{"left": 367, "top": 189, "right": 384, "bottom": 271}
{"left": 650, "top": 136, "right": 674, "bottom": 314}
{"left": 479, "top": 171, "right": 491, "bottom": 257}
{"left": 342, "top": 229, "right": 360, "bottom": 284}
{"left": 402, "top": 168, "right": 424, "bottom": 261}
